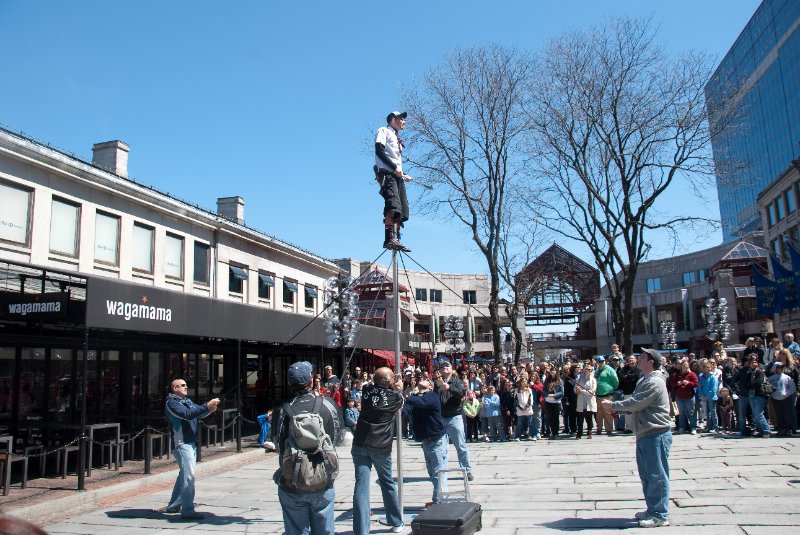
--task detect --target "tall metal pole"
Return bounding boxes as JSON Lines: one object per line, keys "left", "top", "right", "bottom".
{"left": 236, "top": 340, "right": 242, "bottom": 453}
{"left": 78, "top": 327, "right": 88, "bottom": 491}
{"left": 392, "top": 250, "right": 404, "bottom": 515}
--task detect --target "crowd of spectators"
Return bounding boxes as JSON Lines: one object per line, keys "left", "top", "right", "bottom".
{"left": 306, "top": 334, "right": 799, "bottom": 442}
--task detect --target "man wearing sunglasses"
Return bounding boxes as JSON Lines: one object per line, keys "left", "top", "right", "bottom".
{"left": 161, "top": 379, "right": 220, "bottom": 520}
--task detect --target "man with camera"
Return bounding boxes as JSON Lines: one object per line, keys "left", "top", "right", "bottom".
{"left": 161, "top": 378, "right": 220, "bottom": 520}
{"left": 351, "top": 367, "right": 405, "bottom": 534}
{"left": 433, "top": 359, "right": 474, "bottom": 481}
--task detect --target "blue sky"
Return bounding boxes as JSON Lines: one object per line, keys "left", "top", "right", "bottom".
{"left": 0, "top": 0, "right": 760, "bottom": 276}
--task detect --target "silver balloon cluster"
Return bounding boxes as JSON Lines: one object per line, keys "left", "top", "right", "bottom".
{"left": 443, "top": 314, "right": 466, "bottom": 354}
{"left": 323, "top": 275, "right": 360, "bottom": 348}
{"left": 659, "top": 321, "right": 677, "bottom": 350}
{"left": 705, "top": 297, "right": 731, "bottom": 341}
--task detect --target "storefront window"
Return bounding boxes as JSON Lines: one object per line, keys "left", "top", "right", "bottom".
{"left": 48, "top": 348, "right": 74, "bottom": 416}
{"left": 0, "top": 348, "right": 15, "bottom": 422}
{"left": 19, "top": 348, "right": 45, "bottom": 417}
{"left": 212, "top": 354, "right": 224, "bottom": 396}
{"left": 131, "top": 352, "right": 144, "bottom": 414}
{"left": 148, "top": 352, "right": 162, "bottom": 413}
{"left": 100, "top": 351, "right": 120, "bottom": 415}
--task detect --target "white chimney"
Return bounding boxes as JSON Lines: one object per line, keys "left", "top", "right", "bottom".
{"left": 217, "top": 196, "right": 245, "bottom": 225}
{"left": 92, "top": 140, "right": 130, "bottom": 178}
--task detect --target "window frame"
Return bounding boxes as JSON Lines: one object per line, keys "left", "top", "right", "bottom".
{"left": 49, "top": 196, "right": 81, "bottom": 257}
{"left": 164, "top": 232, "right": 185, "bottom": 280}
{"left": 283, "top": 280, "right": 298, "bottom": 305}
{"left": 0, "top": 180, "right": 34, "bottom": 247}
{"left": 463, "top": 290, "right": 477, "bottom": 305}
{"left": 228, "top": 264, "right": 248, "bottom": 294}
{"left": 429, "top": 289, "right": 443, "bottom": 303}
{"left": 415, "top": 288, "right": 428, "bottom": 301}
{"left": 131, "top": 222, "right": 155, "bottom": 274}
{"left": 94, "top": 211, "right": 121, "bottom": 266}
{"left": 258, "top": 272, "right": 274, "bottom": 300}
{"left": 193, "top": 241, "right": 211, "bottom": 286}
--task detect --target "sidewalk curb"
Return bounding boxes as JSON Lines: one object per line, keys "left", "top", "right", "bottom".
{"left": 6, "top": 448, "right": 268, "bottom": 523}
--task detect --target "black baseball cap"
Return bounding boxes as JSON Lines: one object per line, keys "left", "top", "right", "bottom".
{"left": 386, "top": 111, "right": 407, "bottom": 123}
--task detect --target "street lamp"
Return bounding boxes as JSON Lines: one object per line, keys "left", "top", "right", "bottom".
{"left": 443, "top": 315, "right": 466, "bottom": 355}
{"left": 659, "top": 321, "right": 677, "bottom": 350}
{"left": 705, "top": 297, "right": 731, "bottom": 342}
{"left": 323, "top": 274, "right": 361, "bottom": 377}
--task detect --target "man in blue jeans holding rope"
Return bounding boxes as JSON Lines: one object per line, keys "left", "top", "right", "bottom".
{"left": 162, "top": 378, "right": 220, "bottom": 520}
{"left": 603, "top": 348, "right": 673, "bottom": 528}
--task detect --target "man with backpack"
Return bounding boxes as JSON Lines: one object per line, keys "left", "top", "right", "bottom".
{"left": 352, "top": 367, "right": 405, "bottom": 534}
{"left": 271, "top": 361, "right": 342, "bottom": 535}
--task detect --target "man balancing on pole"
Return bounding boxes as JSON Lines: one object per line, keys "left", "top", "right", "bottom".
{"left": 375, "top": 111, "right": 412, "bottom": 252}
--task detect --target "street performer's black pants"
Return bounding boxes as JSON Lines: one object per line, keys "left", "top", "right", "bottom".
{"left": 378, "top": 171, "right": 409, "bottom": 224}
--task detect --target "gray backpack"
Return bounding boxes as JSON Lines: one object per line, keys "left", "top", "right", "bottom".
{"left": 279, "top": 396, "right": 339, "bottom": 492}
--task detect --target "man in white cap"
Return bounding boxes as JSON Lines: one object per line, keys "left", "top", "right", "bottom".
{"left": 374, "top": 111, "right": 412, "bottom": 252}
{"left": 602, "top": 348, "right": 672, "bottom": 528}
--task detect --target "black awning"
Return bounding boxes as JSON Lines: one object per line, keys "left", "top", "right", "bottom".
{"left": 284, "top": 281, "right": 298, "bottom": 293}
{"left": 229, "top": 266, "right": 249, "bottom": 280}
{"left": 304, "top": 286, "right": 318, "bottom": 298}
{"left": 258, "top": 273, "right": 275, "bottom": 287}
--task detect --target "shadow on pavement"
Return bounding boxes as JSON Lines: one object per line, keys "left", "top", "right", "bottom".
{"left": 541, "top": 517, "right": 637, "bottom": 530}
{"left": 106, "top": 509, "right": 257, "bottom": 525}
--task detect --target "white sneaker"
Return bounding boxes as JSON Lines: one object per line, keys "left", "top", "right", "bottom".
{"left": 392, "top": 522, "right": 405, "bottom": 533}
{"left": 263, "top": 441, "right": 276, "bottom": 451}
{"left": 635, "top": 510, "right": 651, "bottom": 520}
{"left": 689, "top": 430, "right": 697, "bottom": 435}
{"left": 639, "top": 517, "right": 669, "bottom": 528}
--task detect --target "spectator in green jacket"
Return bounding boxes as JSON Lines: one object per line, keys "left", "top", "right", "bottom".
{"left": 594, "top": 355, "right": 620, "bottom": 436}
{"left": 462, "top": 389, "right": 481, "bottom": 442}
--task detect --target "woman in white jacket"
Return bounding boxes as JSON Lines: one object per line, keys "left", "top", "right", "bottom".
{"left": 574, "top": 365, "right": 598, "bottom": 439}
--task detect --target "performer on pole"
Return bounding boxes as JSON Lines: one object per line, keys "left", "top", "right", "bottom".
{"left": 351, "top": 367, "right": 406, "bottom": 534}
{"left": 375, "top": 111, "right": 412, "bottom": 252}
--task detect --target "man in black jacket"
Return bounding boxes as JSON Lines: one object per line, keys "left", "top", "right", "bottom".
{"left": 351, "top": 367, "right": 405, "bottom": 535}
{"left": 434, "top": 359, "right": 474, "bottom": 481}
{"left": 617, "top": 355, "right": 643, "bottom": 433}
{"left": 403, "top": 378, "right": 448, "bottom": 506}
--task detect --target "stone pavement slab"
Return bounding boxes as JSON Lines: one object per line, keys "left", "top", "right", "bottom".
{"left": 29, "top": 433, "right": 800, "bottom": 534}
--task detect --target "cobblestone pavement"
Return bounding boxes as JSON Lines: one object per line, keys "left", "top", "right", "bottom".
{"left": 36, "top": 432, "right": 800, "bottom": 534}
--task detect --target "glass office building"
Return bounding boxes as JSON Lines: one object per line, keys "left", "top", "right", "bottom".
{"left": 706, "top": 0, "right": 800, "bottom": 242}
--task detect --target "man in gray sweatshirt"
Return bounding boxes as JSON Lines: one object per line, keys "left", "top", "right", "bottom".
{"left": 602, "top": 348, "right": 672, "bottom": 528}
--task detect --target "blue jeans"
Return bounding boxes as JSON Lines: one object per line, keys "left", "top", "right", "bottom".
{"left": 704, "top": 399, "right": 718, "bottom": 431}
{"left": 515, "top": 415, "right": 531, "bottom": 438}
{"left": 748, "top": 395, "right": 771, "bottom": 435}
{"left": 676, "top": 397, "right": 696, "bottom": 431}
{"left": 530, "top": 406, "right": 541, "bottom": 437}
{"left": 736, "top": 394, "right": 750, "bottom": 433}
{"left": 487, "top": 415, "right": 505, "bottom": 441}
{"left": 636, "top": 430, "right": 672, "bottom": 521}
{"left": 352, "top": 446, "right": 402, "bottom": 535}
{"left": 421, "top": 434, "right": 449, "bottom": 504}
{"left": 278, "top": 486, "right": 335, "bottom": 535}
{"left": 167, "top": 443, "right": 197, "bottom": 517}
{"left": 444, "top": 415, "right": 472, "bottom": 473}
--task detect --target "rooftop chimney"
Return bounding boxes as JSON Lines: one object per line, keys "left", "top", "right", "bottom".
{"left": 92, "top": 140, "right": 130, "bottom": 178}
{"left": 217, "top": 196, "right": 245, "bottom": 225}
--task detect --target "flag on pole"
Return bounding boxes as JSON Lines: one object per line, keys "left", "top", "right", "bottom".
{"left": 753, "top": 266, "right": 781, "bottom": 314}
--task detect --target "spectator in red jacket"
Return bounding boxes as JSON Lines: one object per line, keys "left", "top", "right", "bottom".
{"left": 669, "top": 359, "right": 699, "bottom": 434}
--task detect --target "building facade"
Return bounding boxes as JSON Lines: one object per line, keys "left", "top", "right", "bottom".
{"left": 0, "top": 127, "right": 406, "bottom": 431}
{"left": 705, "top": 0, "right": 800, "bottom": 242}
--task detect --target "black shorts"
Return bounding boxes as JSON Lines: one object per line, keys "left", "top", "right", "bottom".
{"left": 378, "top": 172, "right": 409, "bottom": 223}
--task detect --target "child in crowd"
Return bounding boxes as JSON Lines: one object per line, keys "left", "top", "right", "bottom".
{"left": 462, "top": 389, "right": 481, "bottom": 442}
{"left": 717, "top": 387, "right": 735, "bottom": 433}
{"left": 344, "top": 397, "right": 359, "bottom": 433}
{"left": 482, "top": 385, "right": 505, "bottom": 442}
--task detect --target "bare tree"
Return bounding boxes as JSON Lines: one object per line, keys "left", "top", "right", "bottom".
{"left": 498, "top": 203, "right": 546, "bottom": 364}
{"left": 527, "top": 18, "right": 729, "bottom": 354}
{"left": 402, "top": 45, "right": 534, "bottom": 361}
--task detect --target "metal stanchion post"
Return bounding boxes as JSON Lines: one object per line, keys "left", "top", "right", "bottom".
{"left": 392, "top": 249, "right": 404, "bottom": 517}
{"left": 144, "top": 427, "right": 151, "bottom": 475}
{"left": 77, "top": 327, "right": 88, "bottom": 491}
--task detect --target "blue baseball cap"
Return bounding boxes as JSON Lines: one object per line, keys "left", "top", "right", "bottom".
{"left": 287, "top": 361, "right": 313, "bottom": 386}
{"left": 595, "top": 355, "right": 605, "bottom": 362}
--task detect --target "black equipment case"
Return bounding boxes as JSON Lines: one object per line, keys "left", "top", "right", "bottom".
{"left": 410, "top": 501, "right": 482, "bottom": 535}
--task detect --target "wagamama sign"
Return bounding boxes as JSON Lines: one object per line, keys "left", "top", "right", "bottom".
{"left": 105, "top": 296, "right": 173, "bottom": 322}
